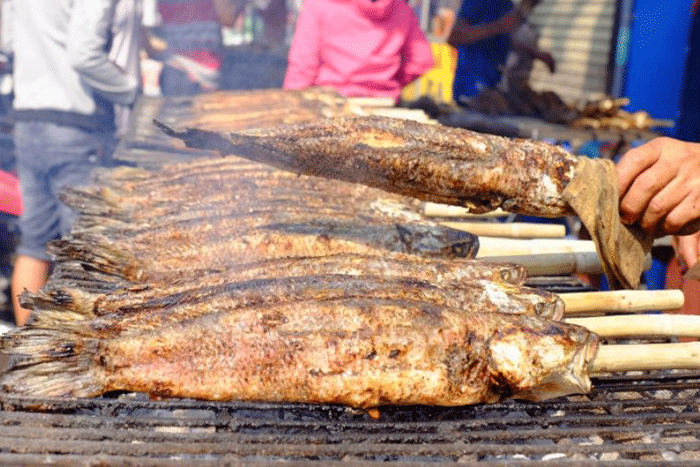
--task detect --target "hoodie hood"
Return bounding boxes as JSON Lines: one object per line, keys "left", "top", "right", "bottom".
{"left": 351, "top": 0, "right": 395, "bottom": 21}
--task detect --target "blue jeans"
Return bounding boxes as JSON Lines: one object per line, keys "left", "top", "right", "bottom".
{"left": 14, "top": 121, "right": 111, "bottom": 261}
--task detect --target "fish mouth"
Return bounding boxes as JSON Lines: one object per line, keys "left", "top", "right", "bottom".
{"left": 548, "top": 297, "right": 566, "bottom": 321}
{"left": 512, "top": 333, "right": 599, "bottom": 402}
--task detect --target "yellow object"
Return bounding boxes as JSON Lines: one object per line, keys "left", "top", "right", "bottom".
{"left": 401, "top": 42, "right": 458, "bottom": 103}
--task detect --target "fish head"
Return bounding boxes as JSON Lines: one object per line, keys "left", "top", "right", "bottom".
{"left": 496, "top": 263, "right": 527, "bottom": 285}
{"left": 481, "top": 282, "right": 565, "bottom": 321}
{"left": 488, "top": 316, "right": 599, "bottom": 401}
{"left": 395, "top": 224, "right": 479, "bottom": 259}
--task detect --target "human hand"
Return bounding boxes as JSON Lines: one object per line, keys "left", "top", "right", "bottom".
{"left": 673, "top": 231, "right": 700, "bottom": 272}
{"left": 617, "top": 137, "right": 700, "bottom": 236}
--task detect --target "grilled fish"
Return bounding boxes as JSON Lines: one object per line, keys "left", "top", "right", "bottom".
{"left": 52, "top": 221, "right": 479, "bottom": 282}
{"left": 46, "top": 253, "right": 527, "bottom": 300}
{"left": 156, "top": 116, "right": 581, "bottom": 217}
{"left": 1, "top": 298, "right": 598, "bottom": 407}
{"left": 22, "top": 273, "right": 562, "bottom": 333}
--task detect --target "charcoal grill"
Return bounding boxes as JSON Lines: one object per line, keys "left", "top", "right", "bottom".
{"left": 3, "top": 92, "right": 693, "bottom": 466}
{"left": 1, "top": 370, "right": 700, "bottom": 466}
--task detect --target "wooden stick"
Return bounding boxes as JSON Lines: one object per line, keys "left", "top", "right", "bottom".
{"left": 479, "top": 252, "right": 605, "bottom": 276}
{"left": 568, "top": 313, "right": 698, "bottom": 337}
{"left": 441, "top": 221, "right": 566, "bottom": 239}
{"left": 364, "top": 108, "right": 435, "bottom": 123}
{"left": 423, "top": 203, "right": 509, "bottom": 218}
{"left": 477, "top": 237, "right": 597, "bottom": 257}
{"left": 561, "top": 289, "right": 684, "bottom": 315}
{"left": 346, "top": 97, "right": 397, "bottom": 108}
{"left": 591, "top": 342, "right": 700, "bottom": 373}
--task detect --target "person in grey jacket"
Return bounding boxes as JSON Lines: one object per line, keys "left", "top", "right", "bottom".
{"left": 1, "top": 0, "right": 141, "bottom": 326}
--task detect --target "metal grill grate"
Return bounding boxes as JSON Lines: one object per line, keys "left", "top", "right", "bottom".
{"left": 1, "top": 371, "right": 700, "bottom": 466}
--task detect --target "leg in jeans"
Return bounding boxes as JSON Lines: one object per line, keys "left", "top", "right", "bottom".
{"left": 11, "top": 121, "right": 105, "bottom": 325}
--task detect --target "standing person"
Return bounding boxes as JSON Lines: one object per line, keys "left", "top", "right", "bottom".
{"left": 282, "top": 0, "right": 434, "bottom": 103}
{"left": 1, "top": 0, "right": 141, "bottom": 326}
{"left": 154, "top": 0, "right": 239, "bottom": 96}
{"left": 501, "top": 0, "right": 555, "bottom": 91}
{"left": 447, "top": 0, "right": 523, "bottom": 103}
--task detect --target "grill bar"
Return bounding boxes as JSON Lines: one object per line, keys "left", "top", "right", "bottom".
{"left": 1, "top": 371, "right": 700, "bottom": 465}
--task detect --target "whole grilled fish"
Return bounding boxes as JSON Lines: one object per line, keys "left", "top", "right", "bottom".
{"left": 155, "top": 116, "right": 581, "bottom": 217}
{"left": 1, "top": 298, "right": 598, "bottom": 407}
{"left": 22, "top": 273, "right": 562, "bottom": 334}
{"left": 63, "top": 161, "right": 420, "bottom": 229}
{"left": 52, "top": 221, "right": 479, "bottom": 282}
{"left": 45, "top": 253, "right": 527, "bottom": 299}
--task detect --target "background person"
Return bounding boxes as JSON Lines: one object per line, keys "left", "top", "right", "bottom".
{"left": 153, "top": 0, "right": 240, "bottom": 96}
{"left": 447, "top": 0, "right": 523, "bottom": 103}
{"left": 282, "top": 0, "right": 434, "bottom": 103}
{"left": 2, "top": 0, "right": 141, "bottom": 325}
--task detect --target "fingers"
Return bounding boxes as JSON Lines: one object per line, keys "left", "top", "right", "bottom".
{"left": 618, "top": 155, "right": 678, "bottom": 227}
{"left": 674, "top": 232, "right": 700, "bottom": 271}
{"left": 661, "top": 182, "right": 700, "bottom": 235}
{"left": 616, "top": 139, "right": 664, "bottom": 199}
{"left": 634, "top": 171, "right": 690, "bottom": 234}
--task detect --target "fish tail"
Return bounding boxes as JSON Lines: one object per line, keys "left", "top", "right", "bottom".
{"left": 1, "top": 311, "right": 104, "bottom": 397}
{"left": 48, "top": 236, "right": 144, "bottom": 281}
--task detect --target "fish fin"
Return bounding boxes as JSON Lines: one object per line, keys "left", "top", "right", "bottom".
{"left": 20, "top": 289, "right": 99, "bottom": 317}
{"left": 1, "top": 314, "right": 104, "bottom": 397}
{"left": 154, "top": 119, "right": 239, "bottom": 157}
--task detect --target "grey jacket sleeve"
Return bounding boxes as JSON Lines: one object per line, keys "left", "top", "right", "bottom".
{"left": 1, "top": 0, "right": 14, "bottom": 54}
{"left": 67, "top": 0, "right": 139, "bottom": 106}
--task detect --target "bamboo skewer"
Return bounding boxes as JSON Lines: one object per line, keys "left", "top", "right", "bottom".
{"left": 477, "top": 237, "right": 597, "bottom": 257}
{"left": 346, "top": 97, "right": 397, "bottom": 108}
{"left": 561, "top": 289, "right": 685, "bottom": 315}
{"left": 440, "top": 221, "right": 566, "bottom": 239}
{"left": 479, "top": 252, "right": 605, "bottom": 276}
{"left": 569, "top": 314, "right": 700, "bottom": 338}
{"left": 591, "top": 342, "right": 700, "bottom": 374}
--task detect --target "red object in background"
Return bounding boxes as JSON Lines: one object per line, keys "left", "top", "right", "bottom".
{"left": 0, "top": 169, "right": 22, "bottom": 216}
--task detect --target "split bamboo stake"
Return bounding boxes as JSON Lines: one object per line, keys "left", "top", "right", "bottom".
{"left": 568, "top": 313, "right": 698, "bottom": 338}
{"left": 477, "top": 237, "right": 597, "bottom": 257}
{"left": 591, "top": 342, "right": 700, "bottom": 374}
{"left": 346, "top": 97, "right": 397, "bottom": 108}
{"left": 479, "top": 252, "right": 605, "bottom": 276}
{"left": 440, "top": 221, "right": 566, "bottom": 239}
{"left": 561, "top": 289, "right": 684, "bottom": 315}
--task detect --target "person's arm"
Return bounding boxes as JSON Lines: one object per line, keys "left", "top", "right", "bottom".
{"left": 447, "top": 7, "right": 522, "bottom": 47}
{"left": 282, "top": 1, "right": 321, "bottom": 90}
{"left": 1, "top": 0, "right": 13, "bottom": 55}
{"left": 213, "top": 0, "right": 245, "bottom": 28}
{"left": 617, "top": 137, "right": 700, "bottom": 236}
{"left": 66, "top": 0, "right": 139, "bottom": 106}
{"left": 510, "top": 39, "right": 555, "bottom": 72}
{"left": 397, "top": 12, "right": 434, "bottom": 86}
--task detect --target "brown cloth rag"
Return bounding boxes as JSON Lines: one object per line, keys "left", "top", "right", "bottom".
{"left": 563, "top": 156, "right": 654, "bottom": 290}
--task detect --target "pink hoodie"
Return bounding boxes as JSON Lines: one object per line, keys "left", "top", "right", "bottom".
{"left": 283, "top": 0, "right": 434, "bottom": 101}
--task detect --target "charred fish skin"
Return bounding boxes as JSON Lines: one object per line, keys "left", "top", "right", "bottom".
{"left": 49, "top": 222, "right": 479, "bottom": 283}
{"left": 41, "top": 253, "right": 528, "bottom": 303}
{"left": 157, "top": 116, "right": 581, "bottom": 217}
{"left": 23, "top": 274, "right": 562, "bottom": 337}
{"left": 1, "top": 299, "right": 597, "bottom": 407}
